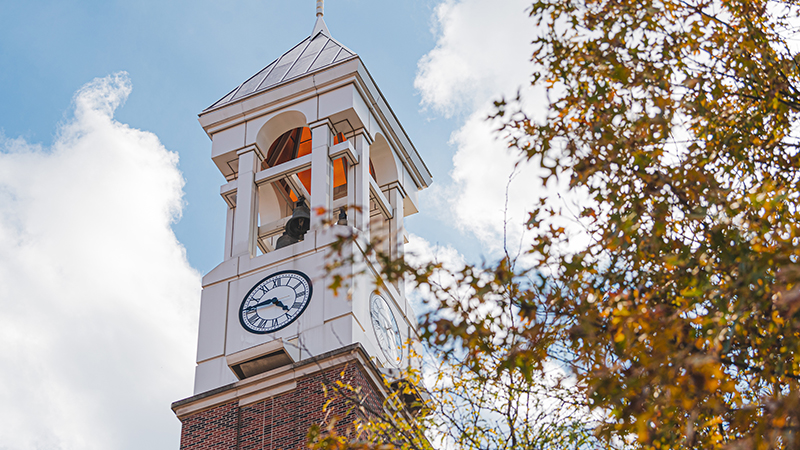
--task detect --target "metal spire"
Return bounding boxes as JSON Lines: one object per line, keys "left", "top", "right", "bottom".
{"left": 312, "top": 0, "right": 330, "bottom": 36}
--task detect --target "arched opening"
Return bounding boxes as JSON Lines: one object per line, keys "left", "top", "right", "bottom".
{"left": 261, "top": 127, "right": 314, "bottom": 203}
{"left": 257, "top": 126, "right": 375, "bottom": 253}
{"left": 370, "top": 134, "right": 399, "bottom": 185}
{"left": 365, "top": 134, "right": 399, "bottom": 266}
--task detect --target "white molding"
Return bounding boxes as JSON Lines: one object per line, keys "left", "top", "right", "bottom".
{"left": 236, "top": 145, "right": 262, "bottom": 160}
{"left": 220, "top": 181, "right": 237, "bottom": 208}
{"left": 199, "top": 61, "right": 359, "bottom": 133}
{"left": 329, "top": 140, "right": 358, "bottom": 165}
{"left": 351, "top": 127, "right": 374, "bottom": 145}
{"left": 382, "top": 181, "right": 407, "bottom": 199}
{"left": 199, "top": 60, "right": 431, "bottom": 189}
{"left": 308, "top": 117, "right": 335, "bottom": 133}
{"left": 172, "top": 345, "right": 389, "bottom": 420}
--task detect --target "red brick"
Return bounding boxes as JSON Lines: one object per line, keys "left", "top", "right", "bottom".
{"left": 179, "top": 364, "right": 382, "bottom": 450}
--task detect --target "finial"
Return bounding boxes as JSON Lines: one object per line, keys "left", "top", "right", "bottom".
{"left": 312, "top": 0, "right": 330, "bottom": 36}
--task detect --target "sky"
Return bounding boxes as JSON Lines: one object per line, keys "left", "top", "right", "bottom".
{"left": 0, "top": 0, "right": 543, "bottom": 449}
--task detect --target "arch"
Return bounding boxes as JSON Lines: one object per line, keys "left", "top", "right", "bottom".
{"left": 255, "top": 111, "right": 309, "bottom": 236}
{"left": 255, "top": 110, "right": 308, "bottom": 156}
{"left": 370, "top": 133, "right": 399, "bottom": 185}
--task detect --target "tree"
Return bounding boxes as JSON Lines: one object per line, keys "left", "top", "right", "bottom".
{"left": 316, "top": 1, "right": 800, "bottom": 449}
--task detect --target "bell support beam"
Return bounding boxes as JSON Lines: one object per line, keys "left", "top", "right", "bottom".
{"left": 224, "top": 205, "right": 235, "bottom": 260}
{"left": 310, "top": 119, "right": 333, "bottom": 230}
{"left": 254, "top": 154, "right": 313, "bottom": 186}
{"left": 369, "top": 177, "right": 393, "bottom": 220}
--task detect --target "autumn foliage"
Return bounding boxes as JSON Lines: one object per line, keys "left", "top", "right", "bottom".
{"left": 317, "top": 1, "right": 800, "bottom": 449}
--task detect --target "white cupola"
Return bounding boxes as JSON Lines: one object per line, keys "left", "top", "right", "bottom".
{"left": 187, "top": 8, "right": 432, "bottom": 397}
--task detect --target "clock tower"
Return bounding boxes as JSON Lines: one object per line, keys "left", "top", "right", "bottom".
{"left": 171, "top": 4, "right": 432, "bottom": 449}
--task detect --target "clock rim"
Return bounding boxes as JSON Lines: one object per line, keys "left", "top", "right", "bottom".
{"left": 238, "top": 269, "right": 314, "bottom": 335}
{"left": 369, "top": 293, "right": 403, "bottom": 366}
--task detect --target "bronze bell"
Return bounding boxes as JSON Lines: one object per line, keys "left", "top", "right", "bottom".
{"left": 276, "top": 198, "right": 311, "bottom": 249}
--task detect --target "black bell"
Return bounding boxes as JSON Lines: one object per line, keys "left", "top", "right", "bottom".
{"left": 276, "top": 198, "right": 311, "bottom": 249}
{"left": 275, "top": 233, "right": 299, "bottom": 249}
{"left": 286, "top": 198, "right": 310, "bottom": 236}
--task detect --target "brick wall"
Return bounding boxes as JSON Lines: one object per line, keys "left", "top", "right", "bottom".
{"left": 179, "top": 363, "right": 382, "bottom": 450}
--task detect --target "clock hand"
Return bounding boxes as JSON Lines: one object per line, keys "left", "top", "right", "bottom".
{"left": 244, "top": 297, "right": 279, "bottom": 312}
{"left": 272, "top": 299, "right": 290, "bottom": 311}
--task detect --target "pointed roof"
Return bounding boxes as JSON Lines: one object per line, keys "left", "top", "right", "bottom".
{"left": 205, "top": 17, "right": 357, "bottom": 111}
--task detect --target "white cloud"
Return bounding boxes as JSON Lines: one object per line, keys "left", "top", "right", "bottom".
{"left": 415, "top": 0, "right": 537, "bottom": 117}
{"left": 416, "top": 0, "right": 545, "bottom": 259}
{"left": 405, "top": 233, "right": 466, "bottom": 276}
{"left": 445, "top": 110, "right": 547, "bottom": 257}
{"left": 0, "top": 73, "right": 200, "bottom": 450}
{"left": 417, "top": 0, "right": 589, "bottom": 262}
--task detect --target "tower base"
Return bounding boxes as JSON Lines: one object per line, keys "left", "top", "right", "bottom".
{"left": 172, "top": 344, "right": 386, "bottom": 450}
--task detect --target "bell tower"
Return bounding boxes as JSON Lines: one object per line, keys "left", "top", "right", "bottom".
{"left": 172, "top": 4, "right": 432, "bottom": 449}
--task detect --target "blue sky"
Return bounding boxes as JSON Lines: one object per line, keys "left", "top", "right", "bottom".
{"left": 0, "top": 1, "right": 542, "bottom": 448}
{"left": 0, "top": 0, "right": 475, "bottom": 274}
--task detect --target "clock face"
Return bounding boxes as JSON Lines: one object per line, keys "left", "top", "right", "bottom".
{"left": 239, "top": 270, "right": 313, "bottom": 334}
{"left": 370, "top": 294, "right": 402, "bottom": 366}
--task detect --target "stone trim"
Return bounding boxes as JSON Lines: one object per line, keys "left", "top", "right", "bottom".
{"left": 172, "top": 343, "right": 388, "bottom": 420}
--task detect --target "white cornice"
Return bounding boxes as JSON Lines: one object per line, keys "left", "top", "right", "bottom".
{"left": 199, "top": 58, "right": 432, "bottom": 189}
{"left": 171, "top": 344, "right": 388, "bottom": 420}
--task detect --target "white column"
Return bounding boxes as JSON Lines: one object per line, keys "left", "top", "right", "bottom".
{"left": 232, "top": 148, "right": 259, "bottom": 258}
{"left": 310, "top": 120, "right": 332, "bottom": 230}
{"left": 353, "top": 130, "right": 372, "bottom": 239}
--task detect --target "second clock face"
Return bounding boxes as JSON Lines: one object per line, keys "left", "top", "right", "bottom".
{"left": 370, "top": 294, "right": 403, "bottom": 366}
{"left": 239, "top": 270, "right": 313, "bottom": 334}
